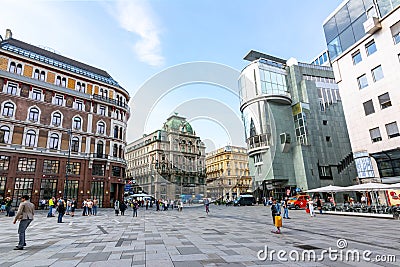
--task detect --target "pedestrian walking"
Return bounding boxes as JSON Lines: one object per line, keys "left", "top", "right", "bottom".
{"left": 70, "top": 198, "right": 77, "bottom": 217}
{"left": 270, "top": 199, "right": 281, "bottom": 234}
{"left": 92, "top": 197, "right": 98, "bottom": 216}
{"left": 87, "top": 199, "right": 93, "bottom": 215}
{"left": 204, "top": 198, "right": 210, "bottom": 215}
{"left": 5, "top": 196, "right": 12, "bottom": 216}
{"left": 120, "top": 201, "right": 127, "bottom": 216}
{"left": 47, "top": 197, "right": 55, "bottom": 217}
{"left": 316, "top": 197, "right": 323, "bottom": 215}
{"left": 282, "top": 197, "right": 290, "bottom": 219}
{"left": 308, "top": 198, "right": 315, "bottom": 217}
{"left": 132, "top": 201, "right": 138, "bottom": 217}
{"left": 57, "top": 198, "right": 65, "bottom": 223}
{"left": 114, "top": 199, "right": 120, "bottom": 216}
{"left": 13, "top": 195, "right": 34, "bottom": 250}
{"left": 179, "top": 200, "right": 183, "bottom": 212}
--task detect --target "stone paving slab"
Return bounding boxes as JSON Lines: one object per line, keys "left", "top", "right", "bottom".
{"left": 1, "top": 206, "right": 400, "bottom": 266}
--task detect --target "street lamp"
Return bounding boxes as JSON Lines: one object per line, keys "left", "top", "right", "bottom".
{"left": 64, "top": 129, "right": 72, "bottom": 200}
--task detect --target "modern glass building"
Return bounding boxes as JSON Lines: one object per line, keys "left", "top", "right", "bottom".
{"left": 323, "top": 1, "right": 400, "bottom": 184}
{"left": 239, "top": 50, "right": 356, "bottom": 200}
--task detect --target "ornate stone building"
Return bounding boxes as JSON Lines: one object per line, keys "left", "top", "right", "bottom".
{"left": 0, "top": 30, "right": 129, "bottom": 207}
{"left": 206, "top": 146, "right": 252, "bottom": 200}
{"left": 126, "top": 114, "right": 206, "bottom": 201}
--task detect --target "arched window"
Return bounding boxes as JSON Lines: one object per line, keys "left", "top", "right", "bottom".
{"left": 0, "top": 126, "right": 10, "bottom": 143}
{"left": 16, "top": 64, "right": 22, "bottom": 75}
{"left": 96, "top": 141, "right": 104, "bottom": 158}
{"left": 73, "top": 117, "right": 82, "bottom": 130}
{"left": 40, "top": 71, "right": 45, "bottom": 81}
{"left": 81, "top": 83, "right": 85, "bottom": 93}
{"left": 52, "top": 112, "right": 62, "bottom": 126}
{"left": 61, "top": 78, "right": 66, "bottom": 87}
{"left": 9, "top": 62, "right": 16, "bottom": 73}
{"left": 71, "top": 137, "right": 79, "bottom": 152}
{"left": 28, "top": 107, "right": 39, "bottom": 122}
{"left": 113, "top": 144, "right": 118, "bottom": 157}
{"left": 76, "top": 82, "right": 81, "bottom": 92}
{"left": 56, "top": 76, "right": 61, "bottom": 86}
{"left": 119, "top": 127, "right": 123, "bottom": 139}
{"left": 34, "top": 69, "right": 40, "bottom": 79}
{"left": 2, "top": 102, "right": 14, "bottom": 117}
{"left": 114, "top": 126, "right": 118, "bottom": 138}
{"left": 49, "top": 133, "right": 59, "bottom": 149}
{"left": 25, "top": 130, "right": 36, "bottom": 147}
{"left": 97, "top": 121, "right": 105, "bottom": 134}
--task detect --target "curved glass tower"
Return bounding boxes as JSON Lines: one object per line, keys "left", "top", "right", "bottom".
{"left": 239, "top": 50, "right": 356, "bottom": 200}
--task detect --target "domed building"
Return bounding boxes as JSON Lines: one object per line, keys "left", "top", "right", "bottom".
{"left": 126, "top": 114, "right": 206, "bottom": 201}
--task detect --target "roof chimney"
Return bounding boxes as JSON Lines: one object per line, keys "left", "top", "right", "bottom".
{"left": 5, "top": 29, "right": 12, "bottom": 39}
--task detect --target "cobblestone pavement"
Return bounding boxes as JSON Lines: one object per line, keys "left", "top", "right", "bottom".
{"left": 0, "top": 205, "right": 399, "bottom": 267}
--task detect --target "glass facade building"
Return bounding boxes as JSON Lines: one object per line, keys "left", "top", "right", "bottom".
{"left": 239, "top": 51, "right": 356, "bottom": 200}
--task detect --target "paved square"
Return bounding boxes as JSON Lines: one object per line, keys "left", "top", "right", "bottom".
{"left": 0, "top": 205, "right": 399, "bottom": 266}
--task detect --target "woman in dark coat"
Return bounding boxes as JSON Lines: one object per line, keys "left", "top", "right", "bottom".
{"left": 119, "top": 201, "right": 127, "bottom": 216}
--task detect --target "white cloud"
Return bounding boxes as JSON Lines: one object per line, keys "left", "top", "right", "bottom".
{"left": 111, "top": 0, "right": 165, "bottom": 67}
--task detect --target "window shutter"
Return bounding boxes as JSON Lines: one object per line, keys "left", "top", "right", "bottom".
{"left": 369, "top": 128, "right": 381, "bottom": 139}
{"left": 386, "top": 122, "right": 399, "bottom": 136}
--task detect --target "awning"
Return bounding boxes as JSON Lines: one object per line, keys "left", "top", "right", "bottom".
{"left": 305, "top": 185, "right": 345, "bottom": 193}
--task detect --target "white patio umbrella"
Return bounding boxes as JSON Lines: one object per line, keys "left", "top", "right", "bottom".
{"left": 339, "top": 182, "right": 389, "bottom": 191}
{"left": 306, "top": 185, "right": 345, "bottom": 206}
{"left": 383, "top": 183, "right": 400, "bottom": 189}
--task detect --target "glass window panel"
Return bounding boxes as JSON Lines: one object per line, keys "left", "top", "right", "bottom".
{"left": 339, "top": 25, "right": 356, "bottom": 52}
{"left": 347, "top": 0, "right": 366, "bottom": 22}
{"left": 366, "top": 40, "right": 377, "bottom": 55}
{"left": 377, "top": 0, "right": 393, "bottom": 17}
{"left": 363, "top": 100, "right": 375, "bottom": 115}
{"left": 372, "top": 65, "right": 384, "bottom": 82}
{"left": 357, "top": 74, "right": 368, "bottom": 89}
{"left": 335, "top": 5, "right": 351, "bottom": 32}
{"left": 328, "top": 37, "right": 342, "bottom": 60}
{"left": 352, "top": 51, "right": 362, "bottom": 64}
{"left": 352, "top": 13, "right": 368, "bottom": 41}
{"left": 324, "top": 17, "right": 339, "bottom": 44}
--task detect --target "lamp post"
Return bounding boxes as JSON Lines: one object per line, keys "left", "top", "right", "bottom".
{"left": 64, "top": 129, "right": 72, "bottom": 200}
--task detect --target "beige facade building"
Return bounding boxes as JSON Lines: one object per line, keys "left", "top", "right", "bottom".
{"left": 323, "top": 1, "right": 400, "bottom": 184}
{"left": 206, "top": 146, "right": 251, "bottom": 200}
{"left": 126, "top": 114, "right": 206, "bottom": 201}
{"left": 0, "top": 30, "right": 129, "bottom": 207}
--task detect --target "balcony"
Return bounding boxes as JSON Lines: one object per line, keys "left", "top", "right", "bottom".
{"left": 93, "top": 94, "right": 130, "bottom": 111}
{"left": 247, "top": 133, "right": 270, "bottom": 156}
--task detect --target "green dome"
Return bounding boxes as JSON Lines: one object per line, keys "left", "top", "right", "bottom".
{"left": 164, "top": 114, "right": 194, "bottom": 134}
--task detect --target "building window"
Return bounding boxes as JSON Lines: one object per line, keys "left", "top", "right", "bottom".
{"left": 372, "top": 65, "right": 384, "bottom": 82}
{"left": 352, "top": 51, "right": 362, "bottom": 65}
{"left": 0, "top": 156, "right": 10, "bottom": 171}
{"left": 70, "top": 162, "right": 81, "bottom": 175}
{"left": 17, "top": 158, "right": 36, "bottom": 172}
{"left": 326, "top": 136, "right": 331, "bottom": 142}
{"left": 366, "top": 40, "right": 377, "bottom": 56}
{"left": 112, "top": 166, "right": 121, "bottom": 177}
{"left": 113, "top": 144, "right": 118, "bottom": 157}
{"left": 16, "top": 64, "right": 22, "bottom": 75}
{"left": 0, "top": 126, "right": 10, "bottom": 144}
{"left": 73, "top": 117, "right": 82, "bottom": 130}
{"left": 61, "top": 78, "right": 66, "bottom": 87}
{"left": 40, "top": 71, "right": 45, "bottom": 81}
{"left": 43, "top": 160, "right": 59, "bottom": 173}
{"left": 369, "top": 127, "right": 382, "bottom": 143}
{"left": 357, "top": 74, "right": 368, "bottom": 89}
{"left": 71, "top": 137, "right": 79, "bottom": 152}
{"left": 9, "top": 62, "right": 16, "bottom": 72}
{"left": 391, "top": 20, "right": 400, "bottom": 44}
{"left": 28, "top": 107, "right": 39, "bottom": 122}
{"left": 39, "top": 179, "right": 57, "bottom": 202}
{"left": 318, "top": 165, "right": 332, "bottom": 179}
{"left": 13, "top": 178, "right": 34, "bottom": 207}
{"left": 34, "top": 69, "right": 40, "bottom": 79}
{"left": 378, "top": 93, "right": 392, "bottom": 109}
{"left": 96, "top": 141, "right": 104, "bottom": 158}
{"left": 99, "top": 106, "right": 106, "bottom": 116}
{"left": 54, "top": 95, "right": 64, "bottom": 106}
{"left": 52, "top": 112, "right": 62, "bottom": 126}
{"left": 363, "top": 100, "right": 375, "bottom": 115}
{"left": 322, "top": 120, "right": 328, "bottom": 125}
{"left": 75, "top": 100, "right": 83, "bottom": 111}
{"left": 92, "top": 164, "right": 105, "bottom": 176}
{"left": 25, "top": 130, "right": 36, "bottom": 147}
{"left": 2, "top": 102, "right": 14, "bottom": 117}
{"left": 385, "top": 122, "right": 400, "bottom": 139}
{"left": 97, "top": 122, "right": 105, "bottom": 134}
{"left": 56, "top": 76, "right": 61, "bottom": 86}
{"left": 32, "top": 89, "right": 42, "bottom": 101}
{"left": 114, "top": 126, "right": 118, "bottom": 138}
{"left": 49, "top": 133, "right": 59, "bottom": 149}
{"left": 6, "top": 83, "right": 17, "bottom": 95}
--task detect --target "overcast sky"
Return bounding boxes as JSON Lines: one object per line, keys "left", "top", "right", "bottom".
{"left": 0, "top": 0, "right": 343, "bottom": 151}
